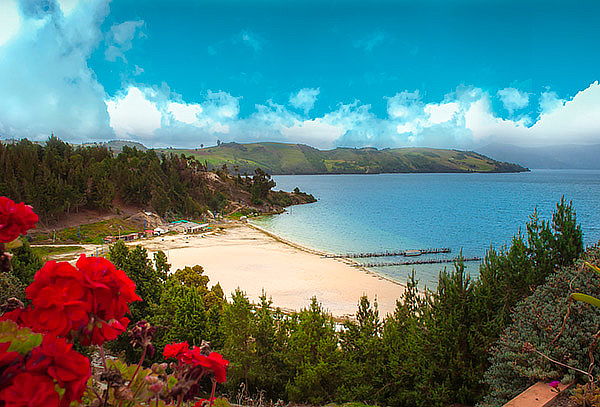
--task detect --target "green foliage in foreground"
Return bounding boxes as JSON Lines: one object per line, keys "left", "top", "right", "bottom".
{"left": 1, "top": 199, "right": 579, "bottom": 405}
{"left": 160, "top": 142, "right": 528, "bottom": 175}
{"left": 481, "top": 247, "right": 600, "bottom": 406}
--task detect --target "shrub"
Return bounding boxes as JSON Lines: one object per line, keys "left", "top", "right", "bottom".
{"left": 481, "top": 246, "right": 600, "bottom": 406}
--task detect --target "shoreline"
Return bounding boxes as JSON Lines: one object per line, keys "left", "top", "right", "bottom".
{"left": 138, "top": 222, "right": 405, "bottom": 317}
{"left": 246, "top": 222, "right": 406, "bottom": 289}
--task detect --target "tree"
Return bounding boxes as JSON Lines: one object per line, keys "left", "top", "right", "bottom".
{"left": 249, "top": 168, "right": 275, "bottom": 205}
{"left": 284, "top": 297, "right": 340, "bottom": 404}
{"left": 222, "top": 289, "right": 255, "bottom": 389}
{"left": 338, "top": 296, "right": 384, "bottom": 403}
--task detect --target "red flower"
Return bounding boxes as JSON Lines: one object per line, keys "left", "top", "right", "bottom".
{"left": 0, "top": 197, "right": 38, "bottom": 243}
{"left": 25, "top": 335, "right": 90, "bottom": 406}
{"left": 194, "top": 397, "right": 216, "bottom": 407}
{"left": 0, "top": 342, "right": 21, "bottom": 368}
{"left": 0, "top": 372, "right": 60, "bottom": 407}
{"left": 76, "top": 254, "right": 141, "bottom": 345}
{"left": 11, "top": 255, "right": 141, "bottom": 345}
{"left": 0, "top": 342, "right": 23, "bottom": 383}
{"left": 193, "top": 352, "right": 229, "bottom": 383}
{"left": 163, "top": 341, "right": 190, "bottom": 360}
{"left": 24, "top": 261, "right": 90, "bottom": 337}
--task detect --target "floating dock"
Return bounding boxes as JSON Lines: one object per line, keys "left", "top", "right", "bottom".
{"left": 325, "top": 247, "right": 451, "bottom": 259}
{"left": 355, "top": 257, "right": 482, "bottom": 268}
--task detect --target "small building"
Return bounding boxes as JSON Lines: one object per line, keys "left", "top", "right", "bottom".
{"left": 169, "top": 220, "right": 210, "bottom": 234}
{"left": 103, "top": 232, "right": 141, "bottom": 244}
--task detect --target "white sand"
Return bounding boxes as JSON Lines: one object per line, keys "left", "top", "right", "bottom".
{"left": 140, "top": 224, "right": 404, "bottom": 318}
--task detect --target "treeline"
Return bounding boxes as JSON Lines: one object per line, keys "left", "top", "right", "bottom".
{"left": 0, "top": 137, "right": 309, "bottom": 224}
{"left": 2, "top": 199, "right": 585, "bottom": 406}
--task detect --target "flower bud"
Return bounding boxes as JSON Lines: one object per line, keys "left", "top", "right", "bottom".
{"left": 149, "top": 382, "right": 164, "bottom": 393}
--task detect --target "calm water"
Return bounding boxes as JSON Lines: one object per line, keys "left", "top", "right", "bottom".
{"left": 253, "top": 170, "right": 600, "bottom": 287}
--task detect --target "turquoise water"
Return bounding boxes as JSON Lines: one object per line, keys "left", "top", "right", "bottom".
{"left": 253, "top": 170, "right": 600, "bottom": 287}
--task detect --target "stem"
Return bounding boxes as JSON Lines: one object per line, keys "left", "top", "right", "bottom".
{"left": 534, "top": 349, "right": 595, "bottom": 382}
{"left": 127, "top": 345, "right": 148, "bottom": 388}
{"left": 155, "top": 395, "right": 159, "bottom": 407}
{"left": 209, "top": 379, "right": 217, "bottom": 407}
{"left": 99, "top": 345, "right": 108, "bottom": 370}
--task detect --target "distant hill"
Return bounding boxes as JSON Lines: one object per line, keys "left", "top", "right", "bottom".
{"left": 478, "top": 143, "right": 600, "bottom": 170}
{"left": 155, "top": 142, "right": 528, "bottom": 175}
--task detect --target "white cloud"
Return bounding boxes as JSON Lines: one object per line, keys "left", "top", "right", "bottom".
{"left": 424, "top": 102, "right": 459, "bottom": 124}
{"left": 106, "top": 87, "right": 162, "bottom": 138}
{"left": 167, "top": 102, "right": 203, "bottom": 124}
{"left": 289, "top": 88, "right": 320, "bottom": 114}
{"left": 0, "top": 0, "right": 22, "bottom": 46}
{"left": 539, "top": 90, "right": 565, "bottom": 114}
{"left": 57, "top": 0, "right": 80, "bottom": 16}
{"left": 105, "top": 20, "right": 144, "bottom": 62}
{"left": 386, "top": 90, "right": 422, "bottom": 120}
{"left": 1, "top": 2, "right": 600, "bottom": 150}
{"left": 282, "top": 119, "right": 345, "bottom": 148}
{"left": 497, "top": 87, "right": 530, "bottom": 114}
{"left": 0, "top": 0, "right": 113, "bottom": 142}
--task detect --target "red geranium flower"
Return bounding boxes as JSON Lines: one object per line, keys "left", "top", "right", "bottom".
{"left": 194, "top": 397, "right": 216, "bottom": 407}
{"left": 24, "top": 261, "right": 90, "bottom": 337}
{"left": 0, "top": 197, "right": 38, "bottom": 243}
{"left": 0, "top": 372, "right": 60, "bottom": 407}
{"left": 163, "top": 341, "right": 190, "bottom": 360}
{"left": 0, "top": 342, "right": 21, "bottom": 368}
{"left": 192, "top": 352, "right": 229, "bottom": 383}
{"left": 0, "top": 342, "right": 23, "bottom": 383}
{"left": 10, "top": 255, "right": 141, "bottom": 345}
{"left": 25, "top": 335, "right": 90, "bottom": 405}
{"left": 75, "top": 254, "right": 141, "bottom": 345}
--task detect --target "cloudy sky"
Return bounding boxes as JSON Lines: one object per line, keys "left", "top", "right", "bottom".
{"left": 0, "top": 0, "right": 599, "bottom": 149}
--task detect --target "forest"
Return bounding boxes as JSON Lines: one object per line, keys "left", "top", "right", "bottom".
{"left": 3, "top": 198, "right": 598, "bottom": 406}
{"left": 0, "top": 137, "right": 314, "bottom": 224}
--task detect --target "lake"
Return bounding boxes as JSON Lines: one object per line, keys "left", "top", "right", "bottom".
{"left": 253, "top": 170, "right": 600, "bottom": 287}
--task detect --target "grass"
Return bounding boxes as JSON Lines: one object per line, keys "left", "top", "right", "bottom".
{"left": 32, "top": 218, "right": 140, "bottom": 244}
{"left": 31, "top": 245, "right": 85, "bottom": 259}
{"left": 156, "top": 142, "right": 527, "bottom": 175}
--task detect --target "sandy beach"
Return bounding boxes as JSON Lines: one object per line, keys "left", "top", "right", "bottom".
{"left": 138, "top": 223, "right": 404, "bottom": 317}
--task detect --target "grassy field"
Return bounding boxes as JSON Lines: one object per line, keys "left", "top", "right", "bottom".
{"left": 31, "top": 245, "right": 86, "bottom": 259}
{"left": 155, "top": 142, "right": 527, "bottom": 175}
{"left": 31, "top": 218, "right": 140, "bottom": 244}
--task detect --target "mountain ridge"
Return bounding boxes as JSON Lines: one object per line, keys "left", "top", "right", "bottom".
{"left": 156, "top": 142, "right": 528, "bottom": 175}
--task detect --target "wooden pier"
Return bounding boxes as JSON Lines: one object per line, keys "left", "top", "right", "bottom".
{"left": 355, "top": 257, "right": 482, "bottom": 268}
{"left": 325, "top": 248, "right": 451, "bottom": 259}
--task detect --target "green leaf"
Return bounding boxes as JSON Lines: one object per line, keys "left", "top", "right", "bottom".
{"left": 5, "top": 238, "right": 23, "bottom": 250}
{"left": 0, "top": 320, "right": 43, "bottom": 354}
{"left": 584, "top": 262, "right": 600, "bottom": 274}
{"left": 572, "top": 293, "right": 600, "bottom": 308}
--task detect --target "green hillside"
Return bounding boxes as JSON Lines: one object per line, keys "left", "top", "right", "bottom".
{"left": 156, "top": 142, "right": 528, "bottom": 175}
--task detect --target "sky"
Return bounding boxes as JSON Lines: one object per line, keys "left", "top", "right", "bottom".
{"left": 0, "top": 0, "right": 599, "bottom": 149}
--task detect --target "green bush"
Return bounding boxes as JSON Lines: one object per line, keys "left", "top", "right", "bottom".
{"left": 481, "top": 246, "right": 600, "bottom": 406}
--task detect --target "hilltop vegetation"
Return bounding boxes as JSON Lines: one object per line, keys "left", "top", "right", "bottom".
{"left": 0, "top": 137, "right": 314, "bottom": 224}
{"left": 157, "top": 142, "right": 528, "bottom": 175}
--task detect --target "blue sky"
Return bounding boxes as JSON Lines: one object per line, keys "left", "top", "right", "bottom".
{"left": 1, "top": 0, "right": 600, "bottom": 148}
